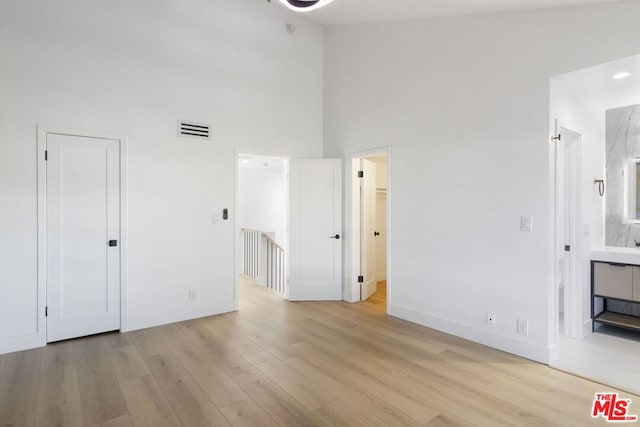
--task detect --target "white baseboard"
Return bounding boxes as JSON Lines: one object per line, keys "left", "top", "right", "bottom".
{"left": 582, "top": 319, "right": 593, "bottom": 339}
{"left": 388, "top": 303, "right": 550, "bottom": 364}
{"left": 126, "top": 301, "right": 236, "bottom": 332}
{"left": 548, "top": 343, "right": 559, "bottom": 364}
{"left": 0, "top": 331, "right": 44, "bottom": 355}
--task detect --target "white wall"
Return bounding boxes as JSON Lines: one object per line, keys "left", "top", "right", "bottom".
{"left": 0, "top": 0, "right": 323, "bottom": 354}
{"left": 239, "top": 166, "right": 287, "bottom": 246}
{"left": 325, "top": 1, "right": 640, "bottom": 363}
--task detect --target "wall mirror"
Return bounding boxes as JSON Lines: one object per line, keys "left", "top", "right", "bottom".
{"left": 626, "top": 158, "right": 640, "bottom": 222}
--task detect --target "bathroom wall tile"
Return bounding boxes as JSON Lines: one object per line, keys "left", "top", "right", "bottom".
{"left": 605, "top": 104, "right": 640, "bottom": 247}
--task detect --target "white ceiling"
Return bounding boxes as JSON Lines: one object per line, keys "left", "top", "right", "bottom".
{"left": 554, "top": 54, "right": 640, "bottom": 111}
{"left": 289, "top": 0, "right": 623, "bottom": 26}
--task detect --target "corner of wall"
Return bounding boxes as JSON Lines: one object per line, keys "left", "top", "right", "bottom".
{"left": 0, "top": 332, "right": 44, "bottom": 355}
{"left": 388, "top": 304, "right": 550, "bottom": 364}
{"left": 125, "top": 301, "right": 236, "bottom": 332}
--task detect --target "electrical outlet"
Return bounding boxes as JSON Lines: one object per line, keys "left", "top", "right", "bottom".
{"left": 486, "top": 312, "right": 496, "bottom": 326}
{"left": 188, "top": 289, "right": 197, "bottom": 302}
{"left": 517, "top": 319, "right": 529, "bottom": 336}
{"left": 520, "top": 216, "right": 533, "bottom": 232}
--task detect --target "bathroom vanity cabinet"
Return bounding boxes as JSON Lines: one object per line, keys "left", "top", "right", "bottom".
{"left": 591, "top": 261, "right": 640, "bottom": 332}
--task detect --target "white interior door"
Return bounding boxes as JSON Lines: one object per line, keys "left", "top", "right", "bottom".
{"left": 555, "top": 126, "right": 583, "bottom": 339}
{"left": 46, "top": 133, "right": 121, "bottom": 342}
{"left": 289, "top": 159, "right": 342, "bottom": 301}
{"left": 360, "top": 159, "right": 377, "bottom": 301}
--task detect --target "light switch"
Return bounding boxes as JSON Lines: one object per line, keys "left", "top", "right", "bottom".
{"left": 520, "top": 216, "right": 533, "bottom": 232}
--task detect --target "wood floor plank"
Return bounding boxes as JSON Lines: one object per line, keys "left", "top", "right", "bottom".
{"left": 145, "top": 352, "right": 231, "bottom": 426}
{"left": 200, "top": 337, "right": 259, "bottom": 377}
{"left": 219, "top": 398, "right": 280, "bottom": 427}
{"left": 254, "top": 360, "right": 335, "bottom": 411}
{"left": 129, "top": 327, "right": 170, "bottom": 357}
{"left": 426, "top": 411, "right": 475, "bottom": 427}
{"left": 74, "top": 336, "right": 129, "bottom": 426}
{"left": 0, "top": 349, "right": 42, "bottom": 427}
{"left": 285, "top": 356, "right": 424, "bottom": 427}
{"left": 109, "top": 344, "right": 151, "bottom": 381}
{"left": 160, "top": 324, "right": 248, "bottom": 407}
{"left": 95, "top": 414, "right": 134, "bottom": 427}
{"left": 290, "top": 341, "right": 440, "bottom": 423}
{"left": 232, "top": 367, "right": 328, "bottom": 427}
{"left": 314, "top": 400, "right": 380, "bottom": 427}
{"left": 36, "top": 345, "right": 84, "bottom": 427}
{"left": 120, "top": 375, "right": 180, "bottom": 427}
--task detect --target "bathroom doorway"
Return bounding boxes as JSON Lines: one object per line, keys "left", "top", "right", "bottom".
{"left": 555, "top": 125, "right": 583, "bottom": 340}
{"left": 549, "top": 54, "right": 640, "bottom": 394}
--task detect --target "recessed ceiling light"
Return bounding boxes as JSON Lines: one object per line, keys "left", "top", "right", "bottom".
{"left": 613, "top": 72, "right": 631, "bottom": 80}
{"left": 278, "top": 0, "right": 334, "bottom": 12}
{"left": 242, "top": 159, "right": 250, "bottom": 164}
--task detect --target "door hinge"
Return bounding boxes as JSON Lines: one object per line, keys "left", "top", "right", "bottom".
{"left": 551, "top": 134, "right": 562, "bottom": 142}
{"left": 564, "top": 245, "right": 570, "bottom": 252}
{"left": 357, "top": 171, "right": 364, "bottom": 178}
{"left": 45, "top": 306, "right": 48, "bottom": 317}
{"left": 357, "top": 275, "right": 364, "bottom": 283}
{"left": 44, "top": 150, "right": 48, "bottom": 161}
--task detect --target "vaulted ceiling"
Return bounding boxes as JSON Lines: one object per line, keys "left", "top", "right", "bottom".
{"left": 287, "top": 0, "right": 623, "bottom": 26}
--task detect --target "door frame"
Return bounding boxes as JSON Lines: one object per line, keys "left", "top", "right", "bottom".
{"left": 37, "top": 125, "right": 128, "bottom": 346}
{"left": 549, "top": 122, "right": 584, "bottom": 361}
{"left": 349, "top": 147, "right": 392, "bottom": 309}
{"left": 559, "top": 127, "right": 583, "bottom": 340}
{"left": 234, "top": 151, "right": 290, "bottom": 306}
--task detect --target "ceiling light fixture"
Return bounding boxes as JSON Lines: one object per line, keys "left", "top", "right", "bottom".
{"left": 277, "top": 0, "right": 335, "bottom": 12}
{"left": 613, "top": 72, "right": 631, "bottom": 80}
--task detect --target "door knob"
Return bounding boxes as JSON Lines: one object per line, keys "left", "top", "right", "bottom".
{"left": 329, "top": 234, "right": 341, "bottom": 240}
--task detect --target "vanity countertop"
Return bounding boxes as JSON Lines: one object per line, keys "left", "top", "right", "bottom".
{"left": 591, "top": 247, "right": 640, "bottom": 265}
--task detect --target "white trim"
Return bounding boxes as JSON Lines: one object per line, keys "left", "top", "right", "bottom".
{"left": 389, "top": 303, "right": 550, "bottom": 364}
{"left": 348, "top": 147, "right": 392, "bottom": 308}
{"left": 234, "top": 148, "right": 240, "bottom": 311}
{"left": 127, "top": 301, "right": 235, "bottom": 331}
{"left": 36, "top": 125, "right": 128, "bottom": 346}
{"left": 562, "top": 127, "right": 583, "bottom": 340}
{"left": 549, "top": 122, "right": 586, "bottom": 363}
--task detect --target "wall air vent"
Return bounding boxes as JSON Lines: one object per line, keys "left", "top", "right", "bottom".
{"left": 178, "top": 120, "right": 211, "bottom": 140}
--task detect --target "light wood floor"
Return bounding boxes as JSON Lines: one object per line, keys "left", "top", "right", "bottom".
{"left": 363, "top": 281, "right": 387, "bottom": 309}
{"left": 0, "top": 278, "right": 636, "bottom": 426}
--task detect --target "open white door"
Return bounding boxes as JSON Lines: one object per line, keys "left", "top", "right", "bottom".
{"left": 554, "top": 125, "right": 583, "bottom": 340}
{"left": 360, "top": 159, "right": 377, "bottom": 301}
{"left": 46, "top": 133, "right": 121, "bottom": 342}
{"left": 289, "top": 159, "right": 342, "bottom": 301}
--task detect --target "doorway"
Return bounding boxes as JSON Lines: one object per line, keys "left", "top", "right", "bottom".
{"left": 236, "top": 154, "right": 344, "bottom": 303}
{"left": 353, "top": 150, "right": 390, "bottom": 312}
{"left": 237, "top": 154, "right": 288, "bottom": 297}
{"left": 37, "top": 127, "right": 127, "bottom": 343}
{"left": 554, "top": 126, "right": 583, "bottom": 341}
